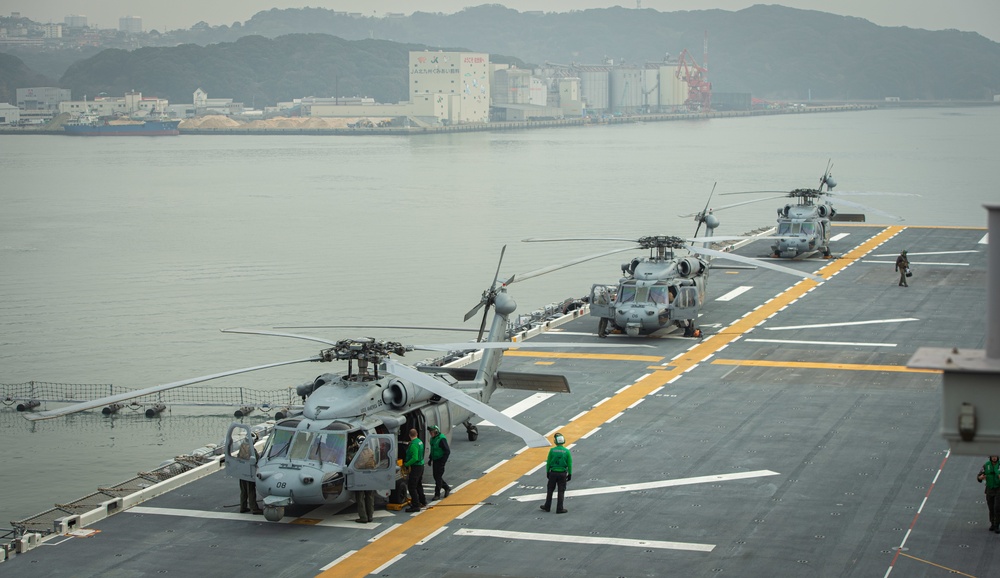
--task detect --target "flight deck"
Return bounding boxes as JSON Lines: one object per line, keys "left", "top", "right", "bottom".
{"left": 2, "top": 224, "right": 992, "bottom": 578}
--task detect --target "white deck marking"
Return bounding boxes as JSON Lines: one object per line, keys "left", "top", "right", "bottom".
{"left": 320, "top": 550, "right": 358, "bottom": 571}
{"left": 477, "top": 392, "right": 555, "bottom": 427}
{"left": 745, "top": 338, "right": 895, "bottom": 347}
{"left": 766, "top": 318, "right": 917, "bottom": 331}
{"left": 510, "top": 470, "right": 779, "bottom": 502}
{"left": 979, "top": 233, "right": 989, "bottom": 244}
{"left": 417, "top": 526, "right": 449, "bottom": 545}
{"left": 863, "top": 260, "right": 969, "bottom": 266}
{"left": 455, "top": 528, "right": 715, "bottom": 552}
{"left": 371, "top": 554, "right": 406, "bottom": 575}
{"left": 871, "top": 250, "right": 979, "bottom": 257}
{"left": 830, "top": 232, "right": 850, "bottom": 241}
{"left": 716, "top": 286, "right": 753, "bottom": 301}
{"left": 455, "top": 504, "right": 483, "bottom": 520}
{"left": 127, "top": 506, "right": 393, "bottom": 528}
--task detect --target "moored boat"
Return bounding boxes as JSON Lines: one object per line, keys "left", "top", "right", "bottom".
{"left": 63, "top": 115, "right": 181, "bottom": 136}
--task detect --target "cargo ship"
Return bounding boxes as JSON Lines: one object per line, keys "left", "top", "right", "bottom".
{"left": 63, "top": 115, "right": 181, "bottom": 136}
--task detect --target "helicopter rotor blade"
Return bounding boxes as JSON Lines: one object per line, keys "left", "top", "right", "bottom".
{"left": 222, "top": 328, "right": 341, "bottom": 346}
{"left": 476, "top": 304, "right": 490, "bottom": 342}
{"left": 464, "top": 245, "right": 509, "bottom": 323}
{"left": 523, "top": 236, "right": 640, "bottom": 243}
{"left": 830, "top": 197, "right": 905, "bottom": 221}
{"left": 274, "top": 325, "right": 480, "bottom": 333}
{"left": 680, "top": 195, "right": 791, "bottom": 218}
{"left": 384, "top": 359, "right": 550, "bottom": 448}
{"left": 22, "top": 356, "right": 323, "bottom": 421}
{"left": 692, "top": 245, "right": 825, "bottom": 283}
{"left": 408, "top": 341, "right": 654, "bottom": 351}
{"left": 507, "top": 246, "right": 638, "bottom": 285}
{"left": 691, "top": 182, "right": 718, "bottom": 238}
{"left": 463, "top": 301, "right": 485, "bottom": 323}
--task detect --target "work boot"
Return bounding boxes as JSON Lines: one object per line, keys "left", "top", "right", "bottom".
{"left": 557, "top": 509, "right": 569, "bottom": 514}
{"left": 444, "top": 487, "right": 451, "bottom": 498}
{"left": 539, "top": 505, "right": 550, "bottom": 512}
{"left": 432, "top": 494, "right": 441, "bottom": 501}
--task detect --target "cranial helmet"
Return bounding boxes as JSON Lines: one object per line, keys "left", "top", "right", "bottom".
{"left": 554, "top": 433, "right": 565, "bottom": 445}
{"left": 357, "top": 435, "right": 366, "bottom": 445}
{"left": 429, "top": 425, "right": 440, "bottom": 432}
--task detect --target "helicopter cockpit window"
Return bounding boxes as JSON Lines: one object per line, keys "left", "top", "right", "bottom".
{"left": 790, "top": 223, "right": 802, "bottom": 235}
{"left": 634, "top": 286, "right": 649, "bottom": 303}
{"left": 265, "top": 428, "right": 294, "bottom": 459}
{"left": 289, "top": 431, "right": 319, "bottom": 461}
{"left": 649, "top": 286, "right": 669, "bottom": 304}
{"left": 801, "top": 222, "right": 815, "bottom": 234}
{"left": 310, "top": 432, "right": 347, "bottom": 465}
{"left": 777, "top": 222, "right": 792, "bottom": 235}
{"left": 617, "top": 285, "right": 637, "bottom": 303}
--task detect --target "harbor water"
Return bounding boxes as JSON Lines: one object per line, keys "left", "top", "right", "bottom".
{"left": 1, "top": 106, "right": 997, "bottom": 525}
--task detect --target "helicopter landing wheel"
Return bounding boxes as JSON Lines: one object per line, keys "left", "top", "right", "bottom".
{"left": 467, "top": 425, "right": 479, "bottom": 442}
{"left": 263, "top": 506, "right": 284, "bottom": 522}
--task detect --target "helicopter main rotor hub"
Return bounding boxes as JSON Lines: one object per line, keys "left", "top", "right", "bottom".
{"left": 636, "top": 235, "right": 687, "bottom": 250}
{"left": 318, "top": 338, "right": 410, "bottom": 363}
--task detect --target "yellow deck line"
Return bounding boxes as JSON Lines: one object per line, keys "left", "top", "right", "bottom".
{"left": 323, "top": 226, "right": 904, "bottom": 577}
{"left": 712, "top": 359, "right": 941, "bottom": 374}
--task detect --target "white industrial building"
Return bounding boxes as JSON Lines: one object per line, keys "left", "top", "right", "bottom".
{"left": 409, "top": 51, "right": 490, "bottom": 124}
{"left": 0, "top": 103, "right": 20, "bottom": 125}
{"left": 17, "top": 87, "right": 71, "bottom": 111}
{"left": 59, "top": 91, "right": 170, "bottom": 117}
{"left": 119, "top": 16, "right": 141, "bottom": 34}
{"left": 307, "top": 50, "right": 491, "bottom": 125}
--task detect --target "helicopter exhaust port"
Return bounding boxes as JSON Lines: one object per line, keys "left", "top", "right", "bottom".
{"left": 676, "top": 257, "right": 705, "bottom": 278}
{"left": 382, "top": 378, "right": 437, "bottom": 409}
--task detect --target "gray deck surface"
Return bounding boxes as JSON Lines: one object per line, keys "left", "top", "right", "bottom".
{"left": 4, "top": 224, "right": 992, "bottom": 578}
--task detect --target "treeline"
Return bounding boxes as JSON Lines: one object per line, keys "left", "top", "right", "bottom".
{"left": 3, "top": 4, "right": 999, "bottom": 105}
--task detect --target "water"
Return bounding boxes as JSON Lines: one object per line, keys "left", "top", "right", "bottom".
{"left": 1, "top": 107, "right": 996, "bottom": 525}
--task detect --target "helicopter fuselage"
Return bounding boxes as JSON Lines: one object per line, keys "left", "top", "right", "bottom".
{"left": 771, "top": 202, "right": 834, "bottom": 258}
{"left": 590, "top": 257, "right": 706, "bottom": 336}
{"left": 228, "top": 370, "right": 482, "bottom": 521}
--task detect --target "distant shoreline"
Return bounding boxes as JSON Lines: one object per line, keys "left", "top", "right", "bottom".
{"left": 3, "top": 102, "right": 994, "bottom": 136}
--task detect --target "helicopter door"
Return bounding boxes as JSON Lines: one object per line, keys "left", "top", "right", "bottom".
{"left": 345, "top": 434, "right": 397, "bottom": 492}
{"left": 224, "top": 422, "right": 259, "bottom": 482}
{"left": 670, "top": 286, "right": 699, "bottom": 323}
{"left": 590, "top": 284, "right": 614, "bottom": 319}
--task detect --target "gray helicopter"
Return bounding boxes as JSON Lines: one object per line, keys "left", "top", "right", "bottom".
{"left": 716, "top": 161, "right": 910, "bottom": 259}
{"left": 522, "top": 233, "right": 823, "bottom": 339}
{"left": 23, "top": 250, "right": 644, "bottom": 522}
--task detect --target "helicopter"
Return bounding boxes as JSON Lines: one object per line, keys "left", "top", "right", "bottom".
{"left": 715, "top": 161, "right": 909, "bottom": 259}
{"left": 522, "top": 232, "right": 823, "bottom": 339}
{"left": 22, "top": 251, "right": 644, "bottom": 522}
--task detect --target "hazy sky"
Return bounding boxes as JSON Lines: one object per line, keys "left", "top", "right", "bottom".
{"left": 12, "top": 1, "right": 1000, "bottom": 42}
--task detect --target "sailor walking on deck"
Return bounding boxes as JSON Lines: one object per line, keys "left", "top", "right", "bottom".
{"left": 977, "top": 455, "right": 1000, "bottom": 533}
{"left": 895, "top": 250, "right": 910, "bottom": 287}
{"left": 404, "top": 428, "right": 428, "bottom": 512}
{"left": 428, "top": 425, "right": 451, "bottom": 500}
{"left": 540, "top": 432, "right": 572, "bottom": 514}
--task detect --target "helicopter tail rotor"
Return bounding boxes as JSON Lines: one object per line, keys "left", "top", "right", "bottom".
{"left": 464, "top": 245, "right": 515, "bottom": 342}
{"left": 691, "top": 182, "right": 718, "bottom": 239}
{"left": 820, "top": 159, "right": 836, "bottom": 191}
